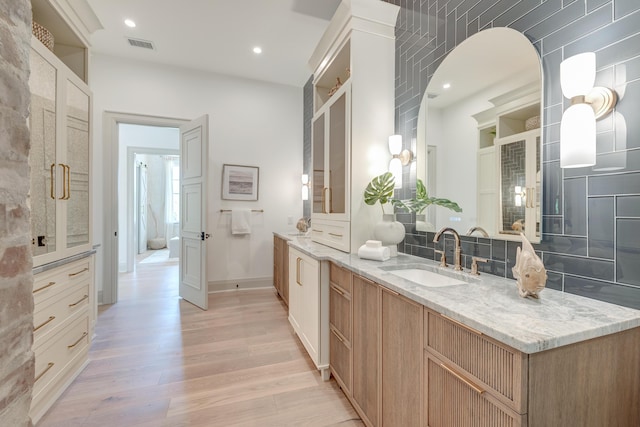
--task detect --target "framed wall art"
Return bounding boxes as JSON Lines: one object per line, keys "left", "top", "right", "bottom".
{"left": 221, "top": 164, "right": 259, "bottom": 201}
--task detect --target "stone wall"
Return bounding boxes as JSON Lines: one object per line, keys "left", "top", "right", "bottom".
{"left": 0, "top": 1, "right": 34, "bottom": 426}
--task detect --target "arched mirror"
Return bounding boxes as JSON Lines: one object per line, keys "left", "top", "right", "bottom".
{"left": 416, "top": 27, "right": 543, "bottom": 242}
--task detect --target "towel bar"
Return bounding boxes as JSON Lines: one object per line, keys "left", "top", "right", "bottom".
{"left": 220, "top": 209, "right": 264, "bottom": 213}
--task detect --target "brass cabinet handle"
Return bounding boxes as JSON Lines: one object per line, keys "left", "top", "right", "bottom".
{"left": 68, "top": 267, "right": 89, "bottom": 277}
{"left": 328, "top": 187, "right": 333, "bottom": 213}
{"left": 331, "top": 285, "right": 344, "bottom": 296}
{"left": 311, "top": 228, "right": 322, "bottom": 233}
{"left": 67, "top": 332, "right": 88, "bottom": 349}
{"left": 321, "top": 187, "right": 327, "bottom": 213}
{"left": 440, "top": 313, "right": 483, "bottom": 336}
{"left": 440, "top": 362, "right": 485, "bottom": 394}
{"left": 58, "top": 163, "right": 67, "bottom": 200}
{"left": 34, "top": 362, "right": 54, "bottom": 383}
{"left": 296, "top": 257, "right": 302, "bottom": 286}
{"left": 34, "top": 316, "right": 55, "bottom": 332}
{"left": 69, "top": 294, "right": 89, "bottom": 307}
{"left": 33, "top": 281, "right": 56, "bottom": 294}
{"left": 328, "top": 232, "right": 343, "bottom": 237}
{"left": 65, "top": 164, "right": 71, "bottom": 200}
{"left": 50, "top": 163, "right": 56, "bottom": 199}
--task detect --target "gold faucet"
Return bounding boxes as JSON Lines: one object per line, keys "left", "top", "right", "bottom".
{"left": 433, "top": 227, "right": 462, "bottom": 271}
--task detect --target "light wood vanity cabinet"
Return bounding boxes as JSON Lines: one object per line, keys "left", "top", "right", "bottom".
{"left": 352, "top": 274, "right": 379, "bottom": 427}
{"left": 332, "top": 267, "right": 423, "bottom": 427}
{"left": 272, "top": 235, "right": 288, "bottom": 306}
{"left": 329, "top": 263, "right": 352, "bottom": 393}
{"left": 326, "top": 266, "right": 640, "bottom": 427}
{"left": 424, "top": 309, "right": 526, "bottom": 426}
{"left": 423, "top": 308, "right": 640, "bottom": 427}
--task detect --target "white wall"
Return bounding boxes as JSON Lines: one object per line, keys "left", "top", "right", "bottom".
{"left": 91, "top": 53, "right": 303, "bottom": 294}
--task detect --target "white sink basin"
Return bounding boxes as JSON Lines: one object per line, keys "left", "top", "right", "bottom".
{"left": 382, "top": 265, "right": 468, "bottom": 287}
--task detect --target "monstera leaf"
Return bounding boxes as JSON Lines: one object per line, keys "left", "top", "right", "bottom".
{"left": 364, "top": 172, "right": 396, "bottom": 213}
{"left": 409, "top": 179, "right": 462, "bottom": 214}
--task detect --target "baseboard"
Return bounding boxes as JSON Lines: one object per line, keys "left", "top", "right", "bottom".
{"left": 208, "top": 276, "right": 272, "bottom": 293}
{"left": 97, "top": 290, "right": 103, "bottom": 305}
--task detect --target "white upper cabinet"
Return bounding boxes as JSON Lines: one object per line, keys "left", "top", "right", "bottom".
{"left": 309, "top": 0, "right": 399, "bottom": 253}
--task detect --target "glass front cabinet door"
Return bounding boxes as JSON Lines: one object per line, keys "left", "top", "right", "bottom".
{"left": 311, "top": 84, "right": 350, "bottom": 221}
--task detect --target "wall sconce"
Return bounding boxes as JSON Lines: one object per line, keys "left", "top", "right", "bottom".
{"left": 388, "top": 135, "right": 413, "bottom": 189}
{"left": 560, "top": 52, "right": 618, "bottom": 168}
{"left": 301, "top": 174, "right": 309, "bottom": 201}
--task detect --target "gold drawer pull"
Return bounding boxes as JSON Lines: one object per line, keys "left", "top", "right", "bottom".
{"left": 440, "top": 313, "right": 483, "bottom": 336}
{"left": 35, "top": 362, "right": 54, "bottom": 383}
{"left": 328, "top": 232, "right": 343, "bottom": 237}
{"left": 34, "top": 316, "right": 56, "bottom": 332}
{"left": 296, "top": 258, "right": 302, "bottom": 286}
{"left": 69, "top": 294, "right": 89, "bottom": 307}
{"left": 311, "top": 228, "right": 322, "bottom": 233}
{"left": 33, "top": 281, "right": 56, "bottom": 294}
{"left": 67, "top": 332, "right": 88, "bottom": 349}
{"left": 331, "top": 285, "right": 345, "bottom": 296}
{"left": 68, "top": 267, "right": 89, "bottom": 277}
{"left": 440, "top": 362, "right": 485, "bottom": 394}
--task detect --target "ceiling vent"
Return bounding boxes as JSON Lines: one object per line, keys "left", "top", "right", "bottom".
{"left": 127, "top": 37, "right": 155, "bottom": 50}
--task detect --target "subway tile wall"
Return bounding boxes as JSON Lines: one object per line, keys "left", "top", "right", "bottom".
{"left": 382, "top": 0, "right": 640, "bottom": 309}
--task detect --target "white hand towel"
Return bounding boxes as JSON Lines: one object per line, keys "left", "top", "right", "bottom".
{"left": 357, "top": 244, "right": 390, "bottom": 261}
{"left": 231, "top": 209, "right": 251, "bottom": 235}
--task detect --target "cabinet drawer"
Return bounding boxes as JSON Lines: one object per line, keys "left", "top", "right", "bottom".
{"left": 329, "top": 284, "right": 351, "bottom": 341}
{"left": 425, "top": 309, "right": 527, "bottom": 413}
{"left": 310, "top": 219, "right": 350, "bottom": 252}
{"left": 33, "top": 282, "right": 90, "bottom": 348}
{"left": 330, "top": 327, "right": 351, "bottom": 394}
{"left": 33, "top": 258, "right": 91, "bottom": 306}
{"left": 425, "top": 351, "right": 525, "bottom": 427}
{"left": 33, "top": 314, "right": 90, "bottom": 403}
{"left": 330, "top": 262, "right": 351, "bottom": 293}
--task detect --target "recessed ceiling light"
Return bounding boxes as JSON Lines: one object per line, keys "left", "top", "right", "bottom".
{"left": 124, "top": 19, "right": 136, "bottom": 28}
{"left": 253, "top": 46, "right": 263, "bottom": 54}
{"left": 443, "top": 83, "right": 451, "bottom": 89}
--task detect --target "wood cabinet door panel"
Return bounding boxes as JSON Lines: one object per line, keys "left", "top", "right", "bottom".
{"left": 329, "top": 285, "right": 351, "bottom": 341}
{"left": 425, "top": 309, "right": 527, "bottom": 413}
{"left": 425, "top": 352, "right": 524, "bottom": 427}
{"left": 352, "top": 274, "right": 379, "bottom": 426}
{"left": 330, "top": 327, "right": 351, "bottom": 394}
{"left": 381, "top": 288, "right": 422, "bottom": 427}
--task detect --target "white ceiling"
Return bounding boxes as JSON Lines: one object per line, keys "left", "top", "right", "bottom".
{"left": 86, "top": 0, "right": 341, "bottom": 87}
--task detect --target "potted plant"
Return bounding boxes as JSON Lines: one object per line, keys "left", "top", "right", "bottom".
{"left": 401, "top": 178, "right": 462, "bottom": 232}
{"left": 363, "top": 172, "right": 405, "bottom": 256}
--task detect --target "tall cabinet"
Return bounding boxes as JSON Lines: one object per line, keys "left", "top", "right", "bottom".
{"left": 30, "top": 39, "right": 92, "bottom": 266}
{"left": 28, "top": 0, "right": 100, "bottom": 421}
{"left": 309, "top": 0, "right": 399, "bottom": 253}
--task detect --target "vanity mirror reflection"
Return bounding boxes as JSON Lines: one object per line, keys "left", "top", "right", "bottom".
{"left": 416, "top": 27, "right": 543, "bottom": 242}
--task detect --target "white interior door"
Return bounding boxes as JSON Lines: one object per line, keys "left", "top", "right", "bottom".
{"left": 137, "top": 162, "right": 148, "bottom": 254}
{"left": 179, "top": 115, "right": 209, "bottom": 310}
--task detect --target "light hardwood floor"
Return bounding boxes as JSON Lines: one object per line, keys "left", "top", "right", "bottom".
{"left": 37, "top": 254, "right": 362, "bottom": 426}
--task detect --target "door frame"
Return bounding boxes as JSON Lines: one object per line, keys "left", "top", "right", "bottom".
{"left": 103, "top": 112, "right": 188, "bottom": 305}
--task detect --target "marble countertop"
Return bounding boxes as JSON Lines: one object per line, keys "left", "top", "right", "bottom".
{"left": 275, "top": 232, "right": 640, "bottom": 354}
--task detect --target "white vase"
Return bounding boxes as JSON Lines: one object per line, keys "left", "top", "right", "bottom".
{"left": 373, "top": 213, "right": 405, "bottom": 257}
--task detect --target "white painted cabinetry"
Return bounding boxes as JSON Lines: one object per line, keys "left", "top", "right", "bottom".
{"left": 309, "top": 0, "right": 399, "bottom": 253}
{"left": 288, "top": 247, "right": 330, "bottom": 379}
{"left": 31, "top": 256, "right": 94, "bottom": 424}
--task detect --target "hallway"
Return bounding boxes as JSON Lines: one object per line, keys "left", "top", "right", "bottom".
{"left": 37, "top": 259, "right": 361, "bottom": 426}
